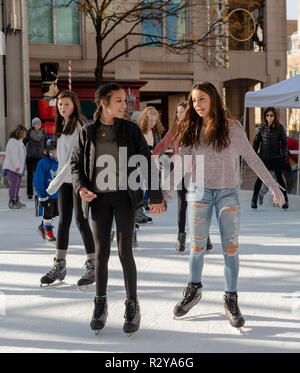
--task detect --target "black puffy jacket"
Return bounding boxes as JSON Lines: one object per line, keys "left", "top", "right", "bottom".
{"left": 253, "top": 124, "right": 287, "bottom": 160}
{"left": 71, "top": 118, "right": 163, "bottom": 218}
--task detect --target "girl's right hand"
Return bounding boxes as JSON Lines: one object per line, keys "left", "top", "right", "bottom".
{"left": 79, "top": 187, "right": 97, "bottom": 202}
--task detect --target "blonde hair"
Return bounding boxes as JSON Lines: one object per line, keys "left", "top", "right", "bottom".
{"left": 137, "top": 106, "right": 165, "bottom": 135}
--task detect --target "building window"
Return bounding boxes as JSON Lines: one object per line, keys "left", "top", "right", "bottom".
{"left": 28, "top": 0, "right": 80, "bottom": 44}
{"left": 141, "top": 0, "right": 186, "bottom": 46}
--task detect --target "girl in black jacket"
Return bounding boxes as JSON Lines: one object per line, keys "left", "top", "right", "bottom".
{"left": 251, "top": 107, "right": 288, "bottom": 209}
{"left": 71, "top": 83, "right": 166, "bottom": 335}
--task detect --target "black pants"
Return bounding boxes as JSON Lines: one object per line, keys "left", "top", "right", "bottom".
{"left": 56, "top": 183, "right": 95, "bottom": 254}
{"left": 253, "top": 158, "right": 288, "bottom": 202}
{"left": 90, "top": 191, "right": 137, "bottom": 299}
{"left": 43, "top": 198, "right": 59, "bottom": 220}
{"left": 177, "top": 180, "right": 187, "bottom": 233}
{"left": 26, "top": 157, "right": 40, "bottom": 196}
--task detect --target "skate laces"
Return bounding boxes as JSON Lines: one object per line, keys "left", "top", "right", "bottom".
{"left": 181, "top": 286, "right": 197, "bottom": 306}
{"left": 47, "top": 261, "right": 61, "bottom": 276}
{"left": 226, "top": 296, "right": 239, "bottom": 316}
{"left": 125, "top": 300, "right": 137, "bottom": 321}
{"left": 82, "top": 261, "right": 95, "bottom": 279}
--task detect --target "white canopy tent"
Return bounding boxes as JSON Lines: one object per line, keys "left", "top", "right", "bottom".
{"left": 243, "top": 74, "right": 300, "bottom": 194}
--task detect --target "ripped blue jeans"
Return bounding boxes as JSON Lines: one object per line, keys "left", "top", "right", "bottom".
{"left": 187, "top": 187, "right": 240, "bottom": 292}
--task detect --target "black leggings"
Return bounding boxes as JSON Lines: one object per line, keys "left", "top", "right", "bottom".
{"left": 90, "top": 191, "right": 137, "bottom": 299}
{"left": 56, "top": 183, "right": 95, "bottom": 254}
{"left": 177, "top": 180, "right": 187, "bottom": 233}
{"left": 253, "top": 158, "right": 288, "bottom": 202}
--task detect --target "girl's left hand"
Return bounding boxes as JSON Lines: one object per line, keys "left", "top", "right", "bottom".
{"left": 148, "top": 202, "right": 166, "bottom": 214}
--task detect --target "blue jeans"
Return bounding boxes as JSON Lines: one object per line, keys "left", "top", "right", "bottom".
{"left": 187, "top": 187, "right": 240, "bottom": 292}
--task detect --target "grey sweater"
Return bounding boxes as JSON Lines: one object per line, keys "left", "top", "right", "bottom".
{"left": 164, "top": 121, "right": 285, "bottom": 206}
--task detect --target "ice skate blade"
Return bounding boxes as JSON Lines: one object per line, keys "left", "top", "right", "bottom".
{"left": 40, "top": 281, "right": 67, "bottom": 289}
{"left": 95, "top": 330, "right": 102, "bottom": 336}
{"left": 176, "top": 251, "right": 186, "bottom": 256}
{"left": 78, "top": 284, "right": 95, "bottom": 292}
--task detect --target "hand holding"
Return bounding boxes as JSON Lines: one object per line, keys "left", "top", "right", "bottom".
{"left": 79, "top": 187, "right": 97, "bottom": 202}
{"left": 148, "top": 202, "right": 166, "bottom": 214}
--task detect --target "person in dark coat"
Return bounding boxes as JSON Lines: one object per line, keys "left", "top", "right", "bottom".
{"left": 23, "top": 117, "right": 48, "bottom": 199}
{"left": 251, "top": 107, "right": 288, "bottom": 209}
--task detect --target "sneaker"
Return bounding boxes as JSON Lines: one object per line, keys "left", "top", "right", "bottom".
{"left": 173, "top": 282, "right": 202, "bottom": 317}
{"left": 224, "top": 292, "right": 245, "bottom": 328}
{"left": 8, "top": 199, "right": 20, "bottom": 209}
{"left": 90, "top": 296, "right": 108, "bottom": 332}
{"left": 45, "top": 228, "right": 56, "bottom": 241}
{"left": 77, "top": 259, "right": 95, "bottom": 287}
{"left": 176, "top": 232, "right": 186, "bottom": 252}
{"left": 40, "top": 258, "right": 66, "bottom": 285}
{"left": 123, "top": 298, "right": 141, "bottom": 334}
{"left": 38, "top": 223, "right": 45, "bottom": 239}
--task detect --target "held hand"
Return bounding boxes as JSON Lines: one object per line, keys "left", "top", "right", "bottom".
{"left": 148, "top": 202, "right": 166, "bottom": 214}
{"left": 79, "top": 187, "right": 97, "bottom": 202}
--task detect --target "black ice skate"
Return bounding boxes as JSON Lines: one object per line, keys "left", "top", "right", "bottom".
{"left": 176, "top": 232, "right": 186, "bottom": 252}
{"left": 77, "top": 259, "right": 95, "bottom": 290}
{"left": 173, "top": 282, "right": 202, "bottom": 318}
{"left": 123, "top": 298, "right": 141, "bottom": 336}
{"left": 90, "top": 296, "right": 108, "bottom": 335}
{"left": 40, "top": 258, "right": 66, "bottom": 287}
{"left": 224, "top": 292, "right": 245, "bottom": 328}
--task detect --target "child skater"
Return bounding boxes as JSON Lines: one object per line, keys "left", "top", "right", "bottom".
{"left": 34, "top": 138, "right": 58, "bottom": 242}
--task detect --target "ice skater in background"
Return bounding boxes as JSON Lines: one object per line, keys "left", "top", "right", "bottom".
{"left": 153, "top": 101, "right": 213, "bottom": 253}
{"left": 33, "top": 139, "right": 58, "bottom": 242}
{"left": 2, "top": 125, "right": 27, "bottom": 209}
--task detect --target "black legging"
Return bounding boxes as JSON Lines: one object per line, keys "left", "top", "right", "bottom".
{"left": 26, "top": 157, "right": 40, "bottom": 196}
{"left": 177, "top": 181, "right": 187, "bottom": 233}
{"left": 253, "top": 158, "right": 288, "bottom": 202}
{"left": 56, "top": 183, "right": 95, "bottom": 254}
{"left": 90, "top": 191, "right": 137, "bottom": 299}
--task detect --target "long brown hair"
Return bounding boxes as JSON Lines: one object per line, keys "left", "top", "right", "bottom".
{"left": 137, "top": 106, "right": 165, "bottom": 135}
{"left": 263, "top": 107, "right": 280, "bottom": 128}
{"left": 55, "top": 90, "right": 86, "bottom": 140}
{"left": 9, "top": 124, "right": 26, "bottom": 140}
{"left": 172, "top": 82, "right": 230, "bottom": 151}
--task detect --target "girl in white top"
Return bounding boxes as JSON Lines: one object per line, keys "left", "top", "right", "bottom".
{"left": 3, "top": 125, "right": 27, "bottom": 209}
{"left": 40, "top": 91, "right": 95, "bottom": 288}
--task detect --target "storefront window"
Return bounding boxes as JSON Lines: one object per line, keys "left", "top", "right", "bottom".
{"left": 141, "top": 0, "right": 186, "bottom": 46}
{"left": 28, "top": 0, "right": 53, "bottom": 43}
{"left": 28, "top": 0, "right": 80, "bottom": 44}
